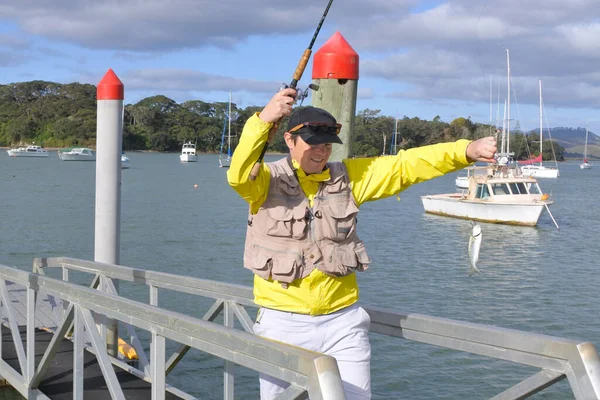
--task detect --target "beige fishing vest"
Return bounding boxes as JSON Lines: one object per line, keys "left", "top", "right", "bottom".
{"left": 244, "top": 157, "right": 370, "bottom": 287}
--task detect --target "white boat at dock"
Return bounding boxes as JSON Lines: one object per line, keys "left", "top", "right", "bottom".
{"left": 180, "top": 141, "right": 198, "bottom": 162}
{"left": 58, "top": 147, "right": 96, "bottom": 161}
{"left": 6, "top": 145, "right": 49, "bottom": 157}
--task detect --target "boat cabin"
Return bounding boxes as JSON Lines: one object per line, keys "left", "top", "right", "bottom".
{"left": 181, "top": 142, "right": 196, "bottom": 155}
{"left": 465, "top": 166, "right": 545, "bottom": 202}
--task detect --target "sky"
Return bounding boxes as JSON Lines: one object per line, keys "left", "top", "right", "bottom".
{"left": 1, "top": 0, "right": 600, "bottom": 131}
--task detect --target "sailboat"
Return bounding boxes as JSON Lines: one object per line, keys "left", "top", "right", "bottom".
{"left": 580, "top": 126, "right": 593, "bottom": 169}
{"left": 421, "top": 49, "right": 556, "bottom": 227}
{"left": 219, "top": 92, "right": 233, "bottom": 168}
{"left": 520, "top": 80, "right": 559, "bottom": 178}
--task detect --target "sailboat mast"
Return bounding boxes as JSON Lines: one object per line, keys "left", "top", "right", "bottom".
{"left": 496, "top": 80, "right": 500, "bottom": 130}
{"left": 394, "top": 117, "right": 398, "bottom": 154}
{"left": 539, "top": 79, "right": 543, "bottom": 166}
{"left": 502, "top": 99, "right": 507, "bottom": 153}
{"left": 584, "top": 125, "right": 589, "bottom": 160}
{"left": 489, "top": 75, "right": 493, "bottom": 136}
{"left": 227, "top": 91, "right": 232, "bottom": 156}
{"left": 506, "top": 49, "right": 511, "bottom": 154}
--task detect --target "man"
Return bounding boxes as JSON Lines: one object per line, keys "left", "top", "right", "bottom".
{"left": 227, "top": 88, "right": 497, "bottom": 399}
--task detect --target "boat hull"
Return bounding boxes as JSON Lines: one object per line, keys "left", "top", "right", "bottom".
{"left": 180, "top": 154, "right": 198, "bottom": 162}
{"left": 6, "top": 150, "right": 48, "bottom": 157}
{"left": 580, "top": 163, "right": 592, "bottom": 170}
{"left": 58, "top": 154, "right": 96, "bottom": 161}
{"left": 421, "top": 194, "right": 548, "bottom": 226}
{"left": 520, "top": 166, "right": 559, "bottom": 178}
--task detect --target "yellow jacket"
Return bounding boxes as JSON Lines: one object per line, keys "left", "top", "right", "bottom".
{"left": 228, "top": 113, "right": 472, "bottom": 315}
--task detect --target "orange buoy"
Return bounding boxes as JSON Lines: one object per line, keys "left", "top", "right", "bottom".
{"left": 194, "top": 184, "right": 198, "bottom": 189}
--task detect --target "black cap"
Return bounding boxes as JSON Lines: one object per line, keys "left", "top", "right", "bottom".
{"left": 286, "top": 107, "right": 343, "bottom": 145}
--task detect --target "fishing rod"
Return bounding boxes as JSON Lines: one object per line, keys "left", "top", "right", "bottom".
{"left": 248, "top": 0, "right": 335, "bottom": 181}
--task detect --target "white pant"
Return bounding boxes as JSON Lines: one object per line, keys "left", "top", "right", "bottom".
{"left": 253, "top": 304, "right": 371, "bottom": 400}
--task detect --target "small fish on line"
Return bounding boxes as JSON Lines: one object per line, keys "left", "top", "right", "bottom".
{"left": 468, "top": 221, "right": 483, "bottom": 276}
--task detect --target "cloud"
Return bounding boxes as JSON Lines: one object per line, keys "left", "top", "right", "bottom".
{"left": 358, "top": 87, "right": 374, "bottom": 99}
{"left": 121, "top": 68, "right": 278, "bottom": 93}
{"left": 0, "top": 0, "right": 412, "bottom": 52}
{"left": 0, "top": 33, "right": 30, "bottom": 49}
{"left": 0, "top": 51, "right": 28, "bottom": 68}
{"left": 2, "top": 0, "right": 600, "bottom": 119}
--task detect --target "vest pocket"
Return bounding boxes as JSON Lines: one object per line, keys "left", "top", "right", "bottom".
{"left": 271, "top": 252, "right": 302, "bottom": 284}
{"left": 250, "top": 246, "right": 303, "bottom": 284}
{"left": 321, "top": 199, "right": 359, "bottom": 240}
{"left": 250, "top": 250, "right": 273, "bottom": 281}
{"left": 266, "top": 205, "right": 307, "bottom": 239}
{"left": 320, "top": 241, "right": 370, "bottom": 276}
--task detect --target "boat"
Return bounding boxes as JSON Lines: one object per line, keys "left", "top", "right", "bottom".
{"left": 455, "top": 176, "right": 469, "bottom": 189}
{"left": 580, "top": 126, "right": 592, "bottom": 169}
{"left": 422, "top": 165, "right": 552, "bottom": 226}
{"left": 58, "top": 147, "right": 96, "bottom": 161}
{"left": 421, "top": 49, "right": 555, "bottom": 227}
{"left": 121, "top": 153, "right": 131, "bottom": 169}
{"left": 6, "top": 145, "right": 49, "bottom": 157}
{"left": 219, "top": 92, "right": 232, "bottom": 168}
{"left": 179, "top": 141, "right": 198, "bottom": 162}
{"left": 520, "top": 80, "right": 559, "bottom": 178}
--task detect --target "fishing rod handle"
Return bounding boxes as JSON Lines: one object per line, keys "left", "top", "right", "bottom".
{"left": 292, "top": 49, "right": 312, "bottom": 86}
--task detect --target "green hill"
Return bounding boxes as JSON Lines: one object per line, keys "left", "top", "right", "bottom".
{"left": 527, "top": 127, "right": 600, "bottom": 158}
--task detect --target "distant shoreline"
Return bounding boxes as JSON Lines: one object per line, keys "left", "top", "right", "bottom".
{"left": 0, "top": 146, "right": 285, "bottom": 156}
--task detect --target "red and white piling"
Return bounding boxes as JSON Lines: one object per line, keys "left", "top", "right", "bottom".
{"left": 94, "top": 69, "right": 123, "bottom": 356}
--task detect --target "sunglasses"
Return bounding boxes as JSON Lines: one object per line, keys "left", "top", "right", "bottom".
{"left": 289, "top": 122, "right": 342, "bottom": 135}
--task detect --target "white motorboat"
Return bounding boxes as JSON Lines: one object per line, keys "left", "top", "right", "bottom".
{"left": 121, "top": 154, "right": 131, "bottom": 169}
{"left": 6, "top": 145, "right": 49, "bottom": 157}
{"left": 58, "top": 148, "right": 96, "bottom": 161}
{"left": 180, "top": 141, "right": 198, "bottom": 162}
{"left": 421, "top": 165, "right": 553, "bottom": 226}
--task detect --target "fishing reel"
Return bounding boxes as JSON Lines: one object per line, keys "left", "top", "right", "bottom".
{"left": 278, "top": 83, "right": 320, "bottom": 106}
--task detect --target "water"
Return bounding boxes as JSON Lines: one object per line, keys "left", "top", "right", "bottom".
{"left": 1, "top": 151, "right": 598, "bottom": 399}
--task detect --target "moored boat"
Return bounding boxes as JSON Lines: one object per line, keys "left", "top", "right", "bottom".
{"left": 121, "top": 153, "right": 131, "bottom": 169}
{"left": 58, "top": 148, "right": 96, "bottom": 161}
{"left": 519, "top": 80, "right": 559, "bottom": 178}
{"left": 180, "top": 141, "right": 198, "bottom": 162}
{"left": 421, "top": 165, "right": 552, "bottom": 226}
{"left": 580, "top": 126, "right": 593, "bottom": 170}
{"left": 6, "top": 145, "right": 49, "bottom": 157}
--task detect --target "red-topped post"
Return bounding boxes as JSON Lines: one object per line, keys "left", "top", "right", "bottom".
{"left": 312, "top": 31, "right": 359, "bottom": 161}
{"left": 95, "top": 68, "right": 124, "bottom": 357}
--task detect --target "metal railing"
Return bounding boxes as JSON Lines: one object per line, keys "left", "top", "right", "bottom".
{"left": 0, "top": 262, "right": 345, "bottom": 399}
{"left": 21, "top": 257, "right": 600, "bottom": 399}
